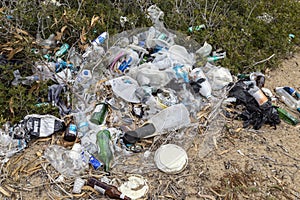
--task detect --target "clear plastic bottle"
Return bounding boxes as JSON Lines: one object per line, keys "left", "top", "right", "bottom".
{"left": 146, "top": 103, "right": 190, "bottom": 137}
{"left": 190, "top": 68, "right": 212, "bottom": 99}
{"left": 74, "top": 112, "right": 89, "bottom": 137}
{"left": 44, "top": 144, "right": 87, "bottom": 177}
{"left": 283, "top": 87, "right": 300, "bottom": 100}
{"left": 275, "top": 87, "right": 300, "bottom": 112}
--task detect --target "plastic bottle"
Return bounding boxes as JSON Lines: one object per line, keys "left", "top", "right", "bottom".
{"left": 96, "top": 130, "right": 113, "bottom": 172}
{"left": 130, "top": 103, "right": 190, "bottom": 139}
{"left": 190, "top": 68, "right": 212, "bottom": 99}
{"left": 275, "top": 87, "right": 300, "bottom": 112}
{"left": 283, "top": 87, "right": 300, "bottom": 100}
{"left": 87, "top": 177, "right": 131, "bottom": 200}
{"left": 248, "top": 85, "right": 268, "bottom": 106}
{"left": 0, "top": 130, "right": 27, "bottom": 157}
{"left": 90, "top": 103, "right": 108, "bottom": 125}
{"left": 64, "top": 123, "right": 77, "bottom": 142}
{"left": 44, "top": 144, "right": 87, "bottom": 177}
{"left": 55, "top": 43, "right": 70, "bottom": 57}
{"left": 92, "top": 32, "right": 108, "bottom": 46}
{"left": 207, "top": 53, "right": 226, "bottom": 62}
{"left": 74, "top": 112, "right": 89, "bottom": 137}
{"left": 188, "top": 24, "right": 206, "bottom": 32}
{"left": 39, "top": 33, "right": 56, "bottom": 49}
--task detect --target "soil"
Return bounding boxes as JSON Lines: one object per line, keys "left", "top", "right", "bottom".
{"left": 1, "top": 53, "right": 300, "bottom": 200}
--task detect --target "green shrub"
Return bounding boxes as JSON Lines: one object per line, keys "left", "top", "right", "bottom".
{"left": 0, "top": 0, "right": 299, "bottom": 124}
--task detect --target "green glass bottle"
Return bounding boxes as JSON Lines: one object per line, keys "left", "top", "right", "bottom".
{"left": 90, "top": 103, "right": 108, "bottom": 125}
{"left": 276, "top": 107, "right": 299, "bottom": 125}
{"left": 96, "top": 129, "right": 113, "bottom": 172}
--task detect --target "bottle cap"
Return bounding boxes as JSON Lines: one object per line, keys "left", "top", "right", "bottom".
{"left": 154, "top": 144, "right": 188, "bottom": 174}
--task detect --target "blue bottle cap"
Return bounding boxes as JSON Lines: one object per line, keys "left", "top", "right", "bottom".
{"left": 83, "top": 70, "right": 89, "bottom": 76}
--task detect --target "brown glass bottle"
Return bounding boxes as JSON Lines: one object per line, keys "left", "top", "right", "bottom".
{"left": 87, "top": 177, "right": 131, "bottom": 200}
{"left": 64, "top": 123, "right": 77, "bottom": 142}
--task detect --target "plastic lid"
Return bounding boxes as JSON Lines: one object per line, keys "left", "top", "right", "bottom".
{"left": 154, "top": 144, "right": 188, "bottom": 174}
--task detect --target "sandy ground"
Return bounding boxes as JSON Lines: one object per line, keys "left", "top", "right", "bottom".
{"left": 1, "top": 53, "right": 300, "bottom": 200}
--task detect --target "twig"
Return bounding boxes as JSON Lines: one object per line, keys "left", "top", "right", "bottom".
{"left": 209, "top": 187, "right": 226, "bottom": 197}
{"left": 250, "top": 54, "right": 276, "bottom": 68}
{"left": 41, "top": 163, "right": 73, "bottom": 198}
{"left": 197, "top": 193, "right": 216, "bottom": 200}
{"left": 75, "top": 0, "right": 84, "bottom": 17}
{"left": 246, "top": 4, "right": 257, "bottom": 24}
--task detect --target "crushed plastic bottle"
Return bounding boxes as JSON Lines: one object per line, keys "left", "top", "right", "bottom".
{"left": 0, "top": 129, "right": 27, "bottom": 159}
{"left": 44, "top": 143, "right": 88, "bottom": 177}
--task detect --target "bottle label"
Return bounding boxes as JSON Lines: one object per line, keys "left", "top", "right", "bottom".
{"left": 94, "top": 185, "right": 105, "bottom": 194}
{"left": 94, "top": 104, "right": 104, "bottom": 113}
{"left": 69, "top": 124, "right": 77, "bottom": 135}
{"left": 120, "top": 193, "right": 125, "bottom": 199}
{"left": 252, "top": 90, "right": 268, "bottom": 106}
{"left": 89, "top": 155, "right": 103, "bottom": 170}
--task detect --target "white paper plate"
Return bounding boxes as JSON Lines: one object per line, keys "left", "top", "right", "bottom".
{"left": 154, "top": 144, "right": 188, "bottom": 174}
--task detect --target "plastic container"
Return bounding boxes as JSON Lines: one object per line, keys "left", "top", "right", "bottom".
{"left": 118, "top": 175, "right": 149, "bottom": 199}
{"left": 248, "top": 85, "right": 268, "bottom": 106}
{"left": 109, "top": 76, "right": 140, "bottom": 103}
{"left": 44, "top": 144, "right": 88, "bottom": 177}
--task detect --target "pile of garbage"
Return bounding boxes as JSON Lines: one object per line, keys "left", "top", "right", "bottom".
{"left": 0, "top": 4, "right": 299, "bottom": 200}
